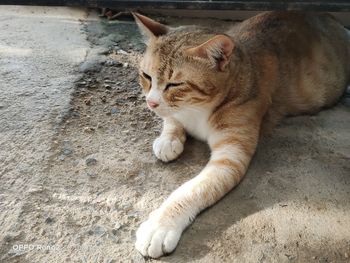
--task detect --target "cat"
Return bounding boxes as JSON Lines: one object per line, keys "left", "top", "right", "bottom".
{"left": 132, "top": 11, "right": 349, "bottom": 258}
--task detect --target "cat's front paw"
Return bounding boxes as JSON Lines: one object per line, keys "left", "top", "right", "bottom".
{"left": 135, "top": 215, "right": 183, "bottom": 258}
{"left": 153, "top": 136, "right": 184, "bottom": 162}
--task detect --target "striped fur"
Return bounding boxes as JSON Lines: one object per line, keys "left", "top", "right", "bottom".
{"left": 132, "top": 12, "right": 350, "bottom": 258}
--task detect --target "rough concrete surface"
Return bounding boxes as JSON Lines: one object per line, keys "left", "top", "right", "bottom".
{"left": 0, "top": 6, "right": 349, "bottom": 263}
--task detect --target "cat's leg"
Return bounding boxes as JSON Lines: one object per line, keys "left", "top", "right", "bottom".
{"left": 136, "top": 121, "right": 259, "bottom": 258}
{"left": 153, "top": 118, "right": 186, "bottom": 162}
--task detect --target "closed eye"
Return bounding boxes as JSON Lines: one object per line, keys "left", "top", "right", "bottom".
{"left": 141, "top": 72, "right": 152, "bottom": 81}
{"left": 165, "top": 82, "right": 184, "bottom": 91}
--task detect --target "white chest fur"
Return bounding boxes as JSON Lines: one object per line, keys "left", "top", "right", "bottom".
{"left": 173, "top": 108, "right": 211, "bottom": 141}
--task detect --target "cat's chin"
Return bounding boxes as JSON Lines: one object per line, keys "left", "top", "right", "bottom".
{"left": 150, "top": 108, "right": 172, "bottom": 118}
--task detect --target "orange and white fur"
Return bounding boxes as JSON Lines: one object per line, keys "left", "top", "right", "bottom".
{"left": 132, "top": 12, "right": 350, "bottom": 258}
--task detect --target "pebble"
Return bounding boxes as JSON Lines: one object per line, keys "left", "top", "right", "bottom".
{"left": 115, "top": 98, "right": 124, "bottom": 104}
{"left": 83, "top": 127, "right": 95, "bottom": 133}
{"left": 114, "top": 222, "right": 122, "bottom": 230}
{"left": 7, "top": 248, "right": 28, "bottom": 257}
{"left": 117, "top": 49, "right": 128, "bottom": 55}
{"left": 285, "top": 254, "right": 296, "bottom": 261}
{"left": 77, "top": 81, "right": 87, "bottom": 85}
{"left": 345, "top": 253, "right": 349, "bottom": 258}
{"left": 104, "top": 84, "right": 112, "bottom": 90}
{"left": 100, "top": 96, "right": 107, "bottom": 103}
{"left": 132, "top": 253, "right": 145, "bottom": 263}
{"left": 123, "top": 62, "right": 129, "bottom": 68}
{"left": 3, "top": 232, "right": 20, "bottom": 242}
{"left": 63, "top": 148, "right": 72, "bottom": 155}
{"left": 45, "top": 217, "right": 54, "bottom": 224}
{"left": 86, "top": 172, "right": 97, "bottom": 178}
{"left": 84, "top": 97, "right": 92, "bottom": 105}
{"left": 127, "top": 95, "right": 138, "bottom": 101}
{"left": 111, "top": 107, "right": 120, "bottom": 114}
{"left": 127, "top": 212, "right": 140, "bottom": 219}
{"left": 58, "top": 155, "right": 65, "bottom": 161}
{"left": 105, "top": 60, "right": 123, "bottom": 67}
{"left": 93, "top": 225, "right": 106, "bottom": 236}
{"left": 86, "top": 157, "right": 97, "bottom": 166}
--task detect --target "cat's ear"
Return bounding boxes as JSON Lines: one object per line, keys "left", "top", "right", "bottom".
{"left": 132, "top": 12, "right": 169, "bottom": 43}
{"left": 185, "top": 35, "right": 234, "bottom": 71}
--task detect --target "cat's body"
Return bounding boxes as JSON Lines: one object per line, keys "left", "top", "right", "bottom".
{"left": 132, "top": 11, "right": 349, "bottom": 258}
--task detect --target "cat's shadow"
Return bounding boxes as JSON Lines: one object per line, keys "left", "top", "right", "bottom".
{"left": 161, "top": 107, "right": 350, "bottom": 262}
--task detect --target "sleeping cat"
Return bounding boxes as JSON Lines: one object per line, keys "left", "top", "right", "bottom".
{"left": 132, "top": 11, "right": 349, "bottom": 258}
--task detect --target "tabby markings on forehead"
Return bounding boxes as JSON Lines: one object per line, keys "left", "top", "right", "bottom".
{"left": 156, "top": 35, "right": 190, "bottom": 79}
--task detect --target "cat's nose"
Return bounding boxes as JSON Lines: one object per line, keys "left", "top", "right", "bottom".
{"left": 147, "top": 100, "right": 159, "bottom": 109}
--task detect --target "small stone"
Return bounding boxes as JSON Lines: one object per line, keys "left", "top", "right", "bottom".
{"left": 105, "top": 60, "right": 122, "bottom": 67}
{"left": 285, "top": 254, "right": 296, "bottom": 261}
{"left": 84, "top": 98, "right": 92, "bottom": 105}
{"left": 58, "top": 155, "right": 65, "bottom": 161}
{"left": 345, "top": 253, "right": 349, "bottom": 259}
{"left": 117, "top": 49, "right": 128, "bottom": 55}
{"left": 127, "top": 212, "right": 140, "bottom": 219}
{"left": 76, "top": 81, "right": 87, "bottom": 86}
{"left": 63, "top": 148, "right": 72, "bottom": 155}
{"left": 100, "top": 96, "right": 107, "bottom": 103}
{"left": 111, "top": 107, "right": 120, "bottom": 114}
{"left": 83, "top": 127, "right": 95, "bottom": 133}
{"left": 123, "top": 62, "right": 128, "bottom": 68}
{"left": 3, "top": 232, "right": 20, "bottom": 242}
{"left": 104, "top": 84, "right": 112, "bottom": 90}
{"left": 93, "top": 225, "right": 106, "bottom": 236}
{"left": 86, "top": 172, "right": 97, "bottom": 178}
{"left": 127, "top": 95, "right": 137, "bottom": 101}
{"left": 132, "top": 252, "right": 146, "bottom": 263}
{"left": 114, "top": 222, "right": 122, "bottom": 230}
{"left": 86, "top": 157, "right": 97, "bottom": 166}
{"left": 45, "top": 217, "right": 54, "bottom": 224}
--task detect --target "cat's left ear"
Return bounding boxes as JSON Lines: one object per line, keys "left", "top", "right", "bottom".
{"left": 132, "top": 12, "right": 169, "bottom": 44}
{"left": 185, "top": 34, "right": 234, "bottom": 71}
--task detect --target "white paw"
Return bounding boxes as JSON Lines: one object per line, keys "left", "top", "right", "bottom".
{"left": 135, "top": 216, "right": 183, "bottom": 258}
{"left": 153, "top": 136, "right": 184, "bottom": 162}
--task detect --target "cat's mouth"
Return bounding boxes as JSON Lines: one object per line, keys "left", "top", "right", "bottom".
{"left": 147, "top": 104, "right": 173, "bottom": 118}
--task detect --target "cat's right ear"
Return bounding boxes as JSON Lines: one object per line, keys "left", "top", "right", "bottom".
{"left": 132, "top": 12, "right": 169, "bottom": 44}
{"left": 185, "top": 34, "right": 235, "bottom": 71}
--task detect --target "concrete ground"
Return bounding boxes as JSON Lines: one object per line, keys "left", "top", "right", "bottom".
{"left": 0, "top": 6, "right": 349, "bottom": 263}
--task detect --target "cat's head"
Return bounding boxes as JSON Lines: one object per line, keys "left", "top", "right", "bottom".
{"left": 133, "top": 13, "right": 236, "bottom": 117}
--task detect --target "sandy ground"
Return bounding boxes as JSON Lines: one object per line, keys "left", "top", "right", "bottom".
{"left": 0, "top": 6, "right": 349, "bottom": 263}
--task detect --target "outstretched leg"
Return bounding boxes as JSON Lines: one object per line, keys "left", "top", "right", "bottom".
{"left": 136, "top": 107, "right": 261, "bottom": 258}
